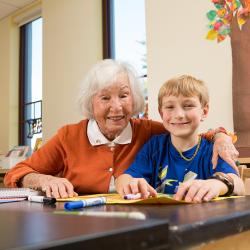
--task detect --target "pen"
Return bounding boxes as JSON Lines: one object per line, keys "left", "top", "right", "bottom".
{"left": 54, "top": 211, "right": 146, "bottom": 220}
{"left": 28, "top": 195, "right": 56, "bottom": 204}
{"left": 124, "top": 192, "right": 150, "bottom": 200}
{"left": 64, "top": 197, "right": 106, "bottom": 210}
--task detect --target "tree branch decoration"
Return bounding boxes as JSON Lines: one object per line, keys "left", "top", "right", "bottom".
{"left": 206, "top": 0, "right": 250, "bottom": 42}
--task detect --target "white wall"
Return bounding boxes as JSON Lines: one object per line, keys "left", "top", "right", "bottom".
{"left": 0, "top": 0, "right": 234, "bottom": 152}
{"left": 42, "top": 0, "right": 102, "bottom": 141}
{"left": 0, "top": 0, "right": 102, "bottom": 151}
{"left": 0, "top": 18, "right": 11, "bottom": 153}
{"left": 146, "top": 0, "right": 233, "bottom": 132}
{"left": 0, "top": 18, "right": 19, "bottom": 153}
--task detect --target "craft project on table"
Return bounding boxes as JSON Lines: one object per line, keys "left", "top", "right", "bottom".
{"left": 57, "top": 193, "right": 244, "bottom": 204}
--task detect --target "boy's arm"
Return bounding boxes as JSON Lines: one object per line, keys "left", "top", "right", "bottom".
{"left": 212, "top": 157, "right": 245, "bottom": 195}
{"left": 207, "top": 172, "right": 245, "bottom": 196}
{"left": 115, "top": 174, "right": 157, "bottom": 199}
{"left": 174, "top": 178, "right": 229, "bottom": 202}
{"left": 116, "top": 136, "right": 158, "bottom": 199}
{"left": 173, "top": 173, "right": 245, "bottom": 203}
{"left": 115, "top": 174, "right": 133, "bottom": 195}
{"left": 227, "top": 173, "right": 245, "bottom": 196}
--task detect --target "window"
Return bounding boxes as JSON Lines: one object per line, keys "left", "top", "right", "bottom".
{"left": 103, "top": 0, "right": 147, "bottom": 76}
{"left": 19, "top": 18, "right": 43, "bottom": 150}
{"left": 103, "top": 0, "right": 148, "bottom": 118}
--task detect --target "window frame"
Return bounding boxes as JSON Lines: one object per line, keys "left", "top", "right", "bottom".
{"left": 18, "top": 19, "right": 43, "bottom": 147}
{"left": 102, "top": 0, "right": 115, "bottom": 59}
{"left": 19, "top": 23, "right": 32, "bottom": 145}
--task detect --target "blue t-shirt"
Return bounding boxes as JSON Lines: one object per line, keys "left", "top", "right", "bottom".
{"left": 125, "top": 134, "right": 236, "bottom": 194}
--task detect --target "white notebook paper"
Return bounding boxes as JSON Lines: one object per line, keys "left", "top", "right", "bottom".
{"left": 0, "top": 188, "right": 41, "bottom": 198}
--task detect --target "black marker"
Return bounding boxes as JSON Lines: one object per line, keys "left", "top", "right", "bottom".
{"left": 28, "top": 195, "right": 56, "bottom": 204}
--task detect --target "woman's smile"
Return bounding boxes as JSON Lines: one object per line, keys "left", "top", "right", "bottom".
{"left": 92, "top": 74, "right": 134, "bottom": 140}
{"left": 107, "top": 115, "right": 125, "bottom": 121}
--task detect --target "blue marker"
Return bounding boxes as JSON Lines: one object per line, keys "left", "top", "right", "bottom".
{"left": 64, "top": 197, "right": 106, "bottom": 210}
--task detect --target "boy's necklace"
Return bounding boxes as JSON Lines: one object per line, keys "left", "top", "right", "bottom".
{"left": 175, "top": 136, "right": 201, "bottom": 162}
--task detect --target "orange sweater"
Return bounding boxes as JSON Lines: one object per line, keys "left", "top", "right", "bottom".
{"left": 4, "top": 119, "right": 165, "bottom": 194}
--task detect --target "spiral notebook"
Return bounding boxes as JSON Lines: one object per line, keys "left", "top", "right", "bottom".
{"left": 0, "top": 188, "right": 41, "bottom": 199}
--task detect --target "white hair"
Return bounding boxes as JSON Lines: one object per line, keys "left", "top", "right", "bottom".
{"left": 77, "top": 59, "right": 145, "bottom": 118}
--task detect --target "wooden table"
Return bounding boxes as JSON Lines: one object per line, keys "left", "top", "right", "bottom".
{"left": 0, "top": 196, "right": 250, "bottom": 249}
{"left": 0, "top": 201, "right": 168, "bottom": 250}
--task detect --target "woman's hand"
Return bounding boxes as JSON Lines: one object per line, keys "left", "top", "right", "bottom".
{"left": 115, "top": 174, "right": 157, "bottom": 199}
{"left": 39, "top": 175, "right": 77, "bottom": 198}
{"left": 212, "top": 133, "right": 239, "bottom": 173}
{"left": 173, "top": 179, "right": 228, "bottom": 203}
{"left": 21, "top": 173, "right": 77, "bottom": 198}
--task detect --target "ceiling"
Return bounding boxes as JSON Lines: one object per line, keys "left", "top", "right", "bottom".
{"left": 0, "top": 0, "right": 36, "bottom": 20}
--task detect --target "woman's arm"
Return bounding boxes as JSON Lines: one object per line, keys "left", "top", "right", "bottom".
{"left": 212, "top": 133, "right": 239, "bottom": 173}
{"left": 4, "top": 127, "right": 78, "bottom": 198}
{"left": 4, "top": 133, "right": 65, "bottom": 187}
{"left": 20, "top": 173, "right": 76, "bottom": 198}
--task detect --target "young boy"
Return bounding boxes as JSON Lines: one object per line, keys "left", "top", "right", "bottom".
{"left": 115, "top": 75, "right": 245, "bottom": 202}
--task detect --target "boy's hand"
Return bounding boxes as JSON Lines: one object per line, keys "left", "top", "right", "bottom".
{"left": 173, "top": 179, "right": 228, "bottom": 203}
{"left": 115, "top": 174, "right": 157, "bottom": 199}
{"left": 212, "top": 133, "right": 239, "bottom": 174}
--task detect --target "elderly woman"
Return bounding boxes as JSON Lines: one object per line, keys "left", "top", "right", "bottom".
{"left": 4, "top": 59, "right": 238, "bottom": 198}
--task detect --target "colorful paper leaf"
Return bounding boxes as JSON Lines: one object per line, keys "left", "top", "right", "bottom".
{"left": 206, "top": 0, "right": 250, "bottom": 43}
{"left": 206, "top": 29, "right": 218, "bottom": 40}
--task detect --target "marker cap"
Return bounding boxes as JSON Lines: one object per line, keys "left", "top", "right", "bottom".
{"left": 43, "top": 197, "right": 56, "bottom": 204}
{"left": 64, "top": 201, "right": 83, "bottom": 210}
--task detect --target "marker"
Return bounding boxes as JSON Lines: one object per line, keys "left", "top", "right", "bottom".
{"left": 124, "top": 192, "right": 150, "bottom": 200}
{"left": 28, "top": 195, "right": 56, "bottom": 204}
{"left": 64, "top": 197, "right": 106, "bottom": 210}
{"left": 54, "top": 211, "right": 146, "bottom": 220}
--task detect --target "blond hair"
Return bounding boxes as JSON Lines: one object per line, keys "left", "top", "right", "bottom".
{"left": 158, "top": 75, "right": 209, "bottom": 108}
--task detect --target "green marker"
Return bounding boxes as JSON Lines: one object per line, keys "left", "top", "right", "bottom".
{"left": 54, "top": 211, "right": 146, "bottom": 220}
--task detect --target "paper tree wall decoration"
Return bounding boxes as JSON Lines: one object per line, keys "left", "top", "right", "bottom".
{"left": 206, "top": 0, "right": 250, "bottom": 42}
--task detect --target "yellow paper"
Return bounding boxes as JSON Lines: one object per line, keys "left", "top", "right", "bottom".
{"left": 57, "top": 193, "right": 115, "bottom": 202}
{"left": 57, "top": 193, "right": 244, "bottom": 204}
